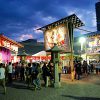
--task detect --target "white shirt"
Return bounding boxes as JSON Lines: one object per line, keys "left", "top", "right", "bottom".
{"left": 0, "top": 67, "right": 5, "bottom": 79}
{"left": 8, "top": 65, "right": 13, "bottom": 73}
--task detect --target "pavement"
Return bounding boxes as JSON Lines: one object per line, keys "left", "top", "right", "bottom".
{"left": 0, "top": 73, "right": 100, "bottom": 100}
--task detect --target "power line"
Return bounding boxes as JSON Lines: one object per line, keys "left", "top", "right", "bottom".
{"left": 83, "top": 26, "right": 96, "bottom": 28}
{"left": 76, "top": 27, "right": 94, "bottom": 33}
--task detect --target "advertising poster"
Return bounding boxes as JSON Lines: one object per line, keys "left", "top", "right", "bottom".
{"left": 44, "top": 24, "right": 71, "bottom": 52}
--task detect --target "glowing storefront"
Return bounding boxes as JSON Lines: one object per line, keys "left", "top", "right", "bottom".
{"left": 85, "top": 32, "right": 100, "bottom": 61}
{"left": 0, "top": 34, "right": 23, "bottom": 63}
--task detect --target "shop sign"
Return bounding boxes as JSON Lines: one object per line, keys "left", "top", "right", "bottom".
{"left": 1, "top": 40, "right": 18, "bottom": 52}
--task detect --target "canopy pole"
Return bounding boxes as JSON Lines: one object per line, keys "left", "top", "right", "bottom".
{"left": 68, "top": 21, "right": 74, "bottom": 81}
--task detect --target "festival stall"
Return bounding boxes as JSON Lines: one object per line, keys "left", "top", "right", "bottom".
{"left": 26, "top": 50, "right": 51, "bottom": 62}
{"left": 85, "top": 34, "right": 100, "bottom": 61}
{"left": 25, "top": 51, "right": 67, "bottom": 63}
{"left": 0, "top": 34, "right": 23, "bottom": 63}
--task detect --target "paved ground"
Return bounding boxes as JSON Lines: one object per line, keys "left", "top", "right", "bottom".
{"left": 0, "top": 74, "right": 100, "bottom": 100}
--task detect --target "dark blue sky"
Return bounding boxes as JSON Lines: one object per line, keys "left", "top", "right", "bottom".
{"left": 0, "top": 0, "right": 98, "bottom": 42}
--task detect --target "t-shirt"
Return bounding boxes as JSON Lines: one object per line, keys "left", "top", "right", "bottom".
{"left": 8, "top": 65, "right": 13, "bottom": 73}
{"left": 0, "top": 68, "right": 5, "bottom": 79}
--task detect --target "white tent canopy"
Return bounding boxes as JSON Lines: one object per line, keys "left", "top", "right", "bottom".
{"left": 32, "top": 51, "right": 46, "bottom": 56}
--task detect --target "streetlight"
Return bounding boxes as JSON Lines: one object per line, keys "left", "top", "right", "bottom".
{"left": 79, "top": 37, "right": 86, "bottom": 51}
{"left": 79, "top": 37, "right": 86, "bottom": 61}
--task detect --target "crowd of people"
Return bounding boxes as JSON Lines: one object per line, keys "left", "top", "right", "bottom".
{"left": 0, "top": 60, "right": 99, "bottom": 94}
{"left": 0, "top": 61, "right": 62, "bottom": 94}
{"left": 74, "top": 60, "right": 96, "bottom": 80}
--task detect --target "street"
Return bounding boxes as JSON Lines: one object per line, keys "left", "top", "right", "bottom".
{"left": 0, "top": 74, "right": 100, "bottom": 100}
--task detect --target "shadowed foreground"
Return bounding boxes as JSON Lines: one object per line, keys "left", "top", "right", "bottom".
{"left": 0, "top": 74, "right": 100, "bottom": 100}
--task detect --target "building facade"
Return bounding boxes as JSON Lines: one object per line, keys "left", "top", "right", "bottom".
{"left": 0, "top": 34, "right": 23, "bottom": 63}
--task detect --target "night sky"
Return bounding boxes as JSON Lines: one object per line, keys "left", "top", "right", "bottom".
{"left": 0, "top": 0, "right": 98, "bottom": 42}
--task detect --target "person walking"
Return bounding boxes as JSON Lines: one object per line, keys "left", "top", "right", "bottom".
{"left": 32, "top": 63, "right": 42, "bottom": 90}
{"left": 26, "top": 63, "right": 32, "bottom": 88}
{"left": 42, "top": 62, "right": 51, "bottom": 87}
{"left": 0, "top": 63, "right": 6, "bottom": 94}
{"left": 7, "top": 62, "right": 13, "bottom": 84}
{"left": 83, "top": 60, "right": 88, "bottom": 76}
{"left": 75, "top": 61, "right": 82, "bottom": 80}
{"left": 20, "top": 63, "right": 25, "bottom": 81}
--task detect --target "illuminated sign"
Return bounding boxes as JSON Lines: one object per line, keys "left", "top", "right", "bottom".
{"left": 1, "top": 40, "right": 18, "bottom": 52}
{"left": 44, "top": 24, "right": 70, "bottom": 52}
{"left": 87, "top": 36, "right": 100, "bottom": 54}
{"left": 88, "top": 37, "right": 100, "bottom": 47}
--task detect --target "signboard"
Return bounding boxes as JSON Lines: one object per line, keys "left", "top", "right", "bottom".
{"left": 88, "top": 36, "right": 100, "bottom": 47}
{"left": 44, "top": 24, "right": 70, "bottom": 52}
{"left": 1, "top": 39, "right": 18, "bottom": 52}
{"left": 86, "top": 36, "right": 100, "bottom": 54}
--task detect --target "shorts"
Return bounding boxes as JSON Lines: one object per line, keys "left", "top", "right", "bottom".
{"left": 0, "top": 78, "right": 6, "bottom": 87}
